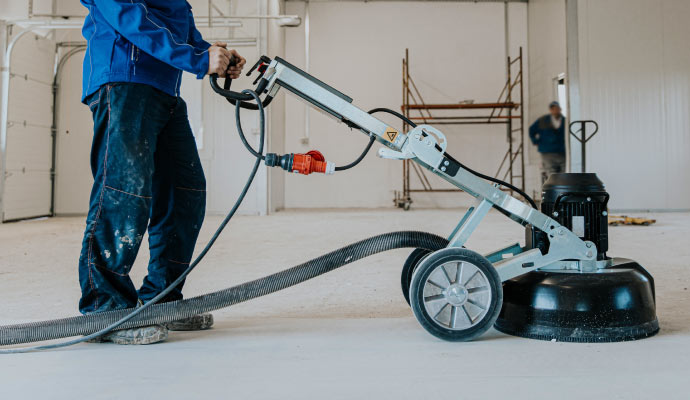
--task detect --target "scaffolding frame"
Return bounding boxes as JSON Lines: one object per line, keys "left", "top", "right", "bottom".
{"left": 395, "top": 47, "right": 525, "bottom": 210}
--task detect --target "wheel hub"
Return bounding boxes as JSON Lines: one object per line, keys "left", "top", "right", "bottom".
{"left": 421, "top": 260, "right": 492, "bottom": 330}
{"left": 445, "top": 284, "right": 468, "bottom": 306}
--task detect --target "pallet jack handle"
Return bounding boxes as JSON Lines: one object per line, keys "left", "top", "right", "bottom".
{"left": 569, "top": 120, "right": 599, "bottom": 172}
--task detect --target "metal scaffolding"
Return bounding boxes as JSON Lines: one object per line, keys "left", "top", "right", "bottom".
{"left": 395, "top": 47, "right": 525, "bottom": 210}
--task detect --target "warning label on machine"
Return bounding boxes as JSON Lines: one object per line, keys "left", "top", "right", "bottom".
{"left": 384, "top": 127, "right": 399, "bottom": 142}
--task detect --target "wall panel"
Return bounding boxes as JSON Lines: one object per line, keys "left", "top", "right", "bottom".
{"left": 527, "top": 0, "right": 566, "bottom": 193}
{"left": 577, "top": 0, "right": 690, "bottom": 210}
{"left": 2, "top": 32, "right": 55, "bottom": 220}
{"left": 284, "top": 1, "right": 528, "bottom": 209}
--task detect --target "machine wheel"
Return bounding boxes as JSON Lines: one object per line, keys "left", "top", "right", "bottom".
{"left": 409, "top": 248, "right": 502, "bottom": 342}
{"left": 401, "top": 248, "right": 431, "bottom": 305}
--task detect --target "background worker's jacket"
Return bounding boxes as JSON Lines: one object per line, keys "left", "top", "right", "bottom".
{"left": 80, "top": 0, "right": 210, "bottom": 102}
{"left": 529, "top": 114, "right": 566, "bottom": 154}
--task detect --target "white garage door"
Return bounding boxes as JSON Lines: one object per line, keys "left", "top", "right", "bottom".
{"left": 54, "top": 48, "right": 93, "bottom": 216}
{"left": 2, "top": 33, "right": 56, "bottom": 222}
{"left": 182, "top": 44, "right": 267, "bottom": 216}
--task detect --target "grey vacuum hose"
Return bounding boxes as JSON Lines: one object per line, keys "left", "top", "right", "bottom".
{"left": 0, "top": 88, "right": 268, "bottom": 353}
{"left": 0, "top": 77, "right": 454, "bottom": 353}
{"left": 1, "top": 231, "right": 448, "bottom": 348}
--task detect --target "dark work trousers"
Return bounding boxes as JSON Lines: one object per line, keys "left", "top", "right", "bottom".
{"left": 540, "top": 152, "right": 566, "bottom": 184}
{"left": 78, "top": 83, "right": 206, "bottom": 314}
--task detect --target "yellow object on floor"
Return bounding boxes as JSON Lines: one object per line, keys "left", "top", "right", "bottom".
{"left": 608, "top": 215, "right": 656, "bottom": 226}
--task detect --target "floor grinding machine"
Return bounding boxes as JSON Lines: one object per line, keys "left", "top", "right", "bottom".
{"left": 240, "top": 56, "right": 658, "bottom": 342}
{"left": 0, "top": 56, "right": 658, "bottom": 352}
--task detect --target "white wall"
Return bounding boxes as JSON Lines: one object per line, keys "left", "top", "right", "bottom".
{"left": 11, "top": 0, "right": 685, "bottom": 213}
{"left": 267, "top": 0, "right": 287, "bottom": 212}
{"left": 0, "top": 0, "right": 38, "bottom": 19}
{"left": 282, "top": 1, "right": 528, "bottom": 209}
{"left": 527, "top": 0, "right": 566, "bottom": 194}
{"left": 0, "top": 0, "right": 287, "bottom": 217}
{"left": 574, "top": 0, "right": 690, "bottom": 210}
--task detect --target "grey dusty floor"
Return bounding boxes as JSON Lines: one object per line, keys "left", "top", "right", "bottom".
{"left": 0, "top": 209, "right": 689, "bottom": 399}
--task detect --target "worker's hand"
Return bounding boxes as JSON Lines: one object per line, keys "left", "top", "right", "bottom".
{"left": 226, "top": 49, "right": 246, "bottom": 79}
{"left": 208, "top": 42, "right": 245, "bottom": 79}
{"left": 207, "top": 43, "right": 232, "bottom": 77}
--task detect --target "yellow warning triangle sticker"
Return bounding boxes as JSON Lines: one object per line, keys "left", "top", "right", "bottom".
{"left": 384, "top": 127, "right": 399, "bottom": 142}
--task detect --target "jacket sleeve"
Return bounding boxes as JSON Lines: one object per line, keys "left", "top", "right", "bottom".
{"left": 94, "top": 0, "right": 209, "bottom": 78}
{"left": 529, "top": 119, "right": 540, "bottom": 145}
{"left": 187, "top": 10, "right": 212, "bottom": 78}
{"left": 188, "top": 11, "right": 211, "bottom": 50}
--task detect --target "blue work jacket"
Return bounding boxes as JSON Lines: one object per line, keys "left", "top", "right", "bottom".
{"left": 529, "top": 114, "right": 566, "bottom": 154}
{"left": 80, "top": 0, "right": 210, "bottom": 102}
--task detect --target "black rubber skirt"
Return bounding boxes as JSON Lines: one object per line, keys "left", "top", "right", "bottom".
{"left": 494, "top": 258, "right": 659, "bottom": 342}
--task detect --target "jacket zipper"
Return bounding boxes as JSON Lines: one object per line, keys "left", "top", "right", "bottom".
{"left": 131, "top": 44, "right": 138, "bottom": 75}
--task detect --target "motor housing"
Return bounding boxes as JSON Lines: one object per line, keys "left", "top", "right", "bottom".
{"left": 528, "top": 173, "right": 609, "bottom": 259}
{"left": 498, "top": 172, "right": 659, "bottom": 342}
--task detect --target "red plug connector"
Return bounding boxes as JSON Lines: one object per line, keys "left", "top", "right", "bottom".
{"left": 264, "top": 150, "right": 335, "bottom": 175}
{"left": 291, "top": 151, "right": 335, "bottom": 175}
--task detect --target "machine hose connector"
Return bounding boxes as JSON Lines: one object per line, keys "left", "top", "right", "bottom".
{"left": 265, "top": 150, "right": 335, "bottom": 175}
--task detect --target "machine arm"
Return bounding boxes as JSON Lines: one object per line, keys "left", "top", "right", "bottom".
{"left": 223, "top": 56, "right": 598, "bottom": 279}
{"left": 262, "top": 57, "right": 407, "bottom": 151}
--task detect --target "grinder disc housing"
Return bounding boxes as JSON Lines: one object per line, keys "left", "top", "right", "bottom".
{"left": 494, "top": 173, "right": 659, "bottom": 342}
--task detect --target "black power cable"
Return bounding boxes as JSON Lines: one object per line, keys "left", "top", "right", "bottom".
{"left": 335, "top": 136, "right": 375, "bottom": 171}
{"left": 0, "top": 89, "right": 267, "bottom": 354}
{"left": 368, "top": 107, "right": 416, "bottom": 127}
{"left": 443, "top": 152, "right": 538, "bottom": 210}
{"left": 367, "top": 107, "right": 537, "bottom": 209}
{"left": 235, "top": 95, "right": 265, "bottom": 160}
{"left": 4, "top": 78, "right": 536, "bottom": 353}
{"left": 335, "top": 107, "right": 403, "bottom": 172}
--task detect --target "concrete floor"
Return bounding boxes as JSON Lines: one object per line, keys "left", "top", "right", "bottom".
{"left": 0, "top": 209, "right": 688, "bottom": 399}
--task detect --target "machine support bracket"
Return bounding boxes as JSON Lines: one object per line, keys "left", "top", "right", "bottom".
{"left": 448, "top": 198, "right": 492, "bottom": 247}
{"left": 261, "top": 57, "right": 598, "bottom": 282}
{"left": 484, "top": 242, "right": 523, "bottom": 264}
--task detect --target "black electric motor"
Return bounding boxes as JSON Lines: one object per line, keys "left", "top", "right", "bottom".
{"left": 528, "top": 173, "right": 609, "bottom": 259}
{"left": 496, "top": 172, "right": 659, "bottom": 342}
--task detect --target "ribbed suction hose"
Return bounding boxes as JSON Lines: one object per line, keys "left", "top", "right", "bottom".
{"left": 1, "top": 231, "right": 448, "bottom": 347}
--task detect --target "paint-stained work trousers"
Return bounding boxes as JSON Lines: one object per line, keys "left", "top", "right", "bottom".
{"left": 78, "top": 83, "right": 206, "bottom": 314}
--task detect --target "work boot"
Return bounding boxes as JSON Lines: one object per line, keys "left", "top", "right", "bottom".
{"left": 164, "top": 313, "right": 214, "bottom": 331}
{"left": 86, "top": 325, "right": 169, "bottom": 345}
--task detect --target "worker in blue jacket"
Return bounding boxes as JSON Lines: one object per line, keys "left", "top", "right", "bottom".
{"left": 529, "top": 101, "right": 566, "bottom": 183}
{"left": 78, "top": 0, "right": 246, "bottom": 345}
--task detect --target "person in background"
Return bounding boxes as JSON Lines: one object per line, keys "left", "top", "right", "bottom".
{"left": 78, "top": 0, "right": 246, "bottom": 345}
{"left": 529, "top": 101, "right": 566, "bottom": 183}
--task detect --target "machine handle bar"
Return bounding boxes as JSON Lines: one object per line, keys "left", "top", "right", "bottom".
{"left": 208, "top": 56, "right": 273, "bottom": 109}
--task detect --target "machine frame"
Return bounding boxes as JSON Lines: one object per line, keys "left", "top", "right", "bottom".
{"left": 261, "top": 57, "right": 598, "bottom": 282}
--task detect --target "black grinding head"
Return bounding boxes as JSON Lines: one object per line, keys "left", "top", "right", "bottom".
{"left": 494, "top": 258, "right": 659, "bottom": 342}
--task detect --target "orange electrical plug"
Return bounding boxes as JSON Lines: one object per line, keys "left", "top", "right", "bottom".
{"left": 264, "top": 150, "right": 335, "bottom": 175}
{"left": 291, "top": 151, "right": 335, "bottom": 175}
